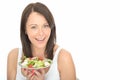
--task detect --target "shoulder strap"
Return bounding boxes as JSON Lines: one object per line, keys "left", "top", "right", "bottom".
{"left": 53, "top": 47, "right": 62, "bottom": 61}
{"left": 17, "top": 48, "right": 22, "bottom": 63}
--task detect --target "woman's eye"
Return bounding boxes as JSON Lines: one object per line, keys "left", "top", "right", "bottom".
{"left": 44, "top": 24, "right": 49, "bottom": 28}
{"left": 31, "top": 26, "right": 36, "bottom": 29}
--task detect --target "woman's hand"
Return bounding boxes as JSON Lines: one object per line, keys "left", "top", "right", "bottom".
{"left": 21, "top": 68, "right": 45, "bottom": 80}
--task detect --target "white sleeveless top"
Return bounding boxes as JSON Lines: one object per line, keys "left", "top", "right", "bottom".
{"left": 16, "top": 47, "right": 62, "bottom": 80}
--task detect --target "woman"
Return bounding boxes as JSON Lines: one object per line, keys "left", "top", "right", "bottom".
{"left": 7, "top": 2, "right": 76, "bottom": 80}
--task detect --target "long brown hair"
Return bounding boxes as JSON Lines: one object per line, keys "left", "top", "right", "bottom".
{"left": 20, "top": 2, "right": 56, "bottom": 59}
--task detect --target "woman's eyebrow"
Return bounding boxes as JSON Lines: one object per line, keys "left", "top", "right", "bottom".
{"left": 27, "top": 24, "right": 38, "bottom": 26}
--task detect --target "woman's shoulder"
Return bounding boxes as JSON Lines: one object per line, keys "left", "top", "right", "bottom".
{"left": 58, "top": 47, "right": 76, "bottom": 79}
{"left": 7, "top": 48, "right": 19, "bottom": 59}
{"left": 54, "top": 44, "right": 73, "bottom": 61}
{"left": 59, "top": 48, "right": 72, "bottom": 60}
{"left": 7, "top": 48, "right": 19, "bottom": 79}
{"left": 54, "top": 44, "right": 71, "bottom": 57}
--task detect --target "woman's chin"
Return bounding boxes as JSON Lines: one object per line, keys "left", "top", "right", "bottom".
{"left": 37, "top": 44, "right": 46, "bottom": 48}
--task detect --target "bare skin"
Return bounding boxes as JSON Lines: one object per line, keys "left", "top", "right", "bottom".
{"left": 7, "top": 46, "right": 76, "bottom": 80}
{"left": 7, "top": 48, "right": 18, "bottom": 80}
{"left": 7, "top": 12, "right": 76, "bottom": 80}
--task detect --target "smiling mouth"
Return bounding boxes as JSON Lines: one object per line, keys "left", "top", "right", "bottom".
{"left": 35, "top": 38, "right": 45, "bottom": 42}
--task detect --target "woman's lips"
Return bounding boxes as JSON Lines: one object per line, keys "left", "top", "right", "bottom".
{"left": 35, "top": 38, "right": 45, "bottom": 43}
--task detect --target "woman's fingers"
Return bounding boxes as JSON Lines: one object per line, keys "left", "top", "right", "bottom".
{"left": 22, "top": 68, "right": 45, "bottom": 80}
{"left": 27, "top": 72, "right": 34, "bottom": 77}
{"left": 21, "top": 68, "right": 35, "bottom": 80}
{"left": 21, "top": 68, "right": 28, "bottom": 76}
{"left": 37, "top": 68, "right": 45, "bottom": 74}
{"left": 41, "top": 69, "right": 45, "bottom": 74}
{"left": 33, "top": 69, "right": 45, "bottom": 80}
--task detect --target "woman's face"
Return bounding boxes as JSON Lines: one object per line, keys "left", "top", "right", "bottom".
{"left": 26, "top": 12, "right": 51, "bottom": 49}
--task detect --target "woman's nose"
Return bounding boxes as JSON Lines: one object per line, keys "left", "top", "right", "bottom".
{"left": 37, "top": 28, "right": 44, "bottom": 36}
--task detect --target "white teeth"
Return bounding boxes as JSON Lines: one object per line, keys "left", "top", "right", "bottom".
{"left": 38, "top": 39, "right": 43, "bottom": 40}
{"left": 36, "top": 38, "right": 44, "bottom": 41}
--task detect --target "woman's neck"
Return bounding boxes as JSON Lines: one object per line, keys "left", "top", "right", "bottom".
{"left": 31, "top": 46, "right": 46, "bottom": 58}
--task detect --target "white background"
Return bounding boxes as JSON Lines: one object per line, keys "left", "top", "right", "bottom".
{"left": 0, "top": 0, "right": 120, "bottom": 80}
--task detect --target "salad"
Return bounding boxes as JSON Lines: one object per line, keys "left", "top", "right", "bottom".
{"left": 19, "top": 56, "right": 52, "bottom": 69}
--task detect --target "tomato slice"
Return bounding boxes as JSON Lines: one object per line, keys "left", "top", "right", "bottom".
{"left": 28, "top": 64, "right": 33, "bottom": 68}
{"left": 39, "top": 56, "right": 44, "bottom": 60}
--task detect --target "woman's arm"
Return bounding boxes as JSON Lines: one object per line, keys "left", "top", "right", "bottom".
{"left": 7, "top": 48, "right": 18, "bottom": 80}
{"left": 58, "top": 49, "right": 76, "bottom": 80}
